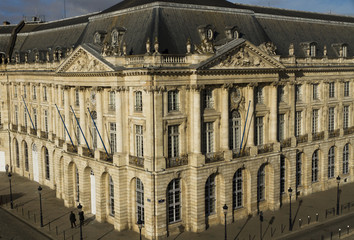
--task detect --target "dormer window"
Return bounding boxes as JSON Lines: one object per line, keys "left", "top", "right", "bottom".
{"left": 310, "top": 43, "right": 316, "bottom": 57}
{"left": 198, "top": 25, "right": 215, "bottom": 41}
{"left": 112, "top": 30, "right": 118, "bottom": 45}
{"left": 233, "top": 30, "right": 239, "bottom": 39}
{"left": 332, "top": 43, "right": 348, "bottom": 58}
{"left": 111, "top": 28, "right": 126, "bottom": 46}
{"left": 342, "top": 45, "right": 348, "bottom": 57}
{"left": 94, "top": 31, "right": 106, "bottom": 45}
{"left": 207, "top": 29, "right": 213, "bottom": 41}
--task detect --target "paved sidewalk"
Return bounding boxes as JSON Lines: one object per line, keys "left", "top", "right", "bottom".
{"left": 1, "top": 172, "right": 354, "bottom": 240}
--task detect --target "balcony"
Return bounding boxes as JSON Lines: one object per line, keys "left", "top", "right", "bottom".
{"left": 233, "top": 148, "right": 250, "bottom": 158}
{"left": 296, "top": 134, "right": 308, "bottom": 144}
{"left": 280, "top": 138, "right": 291, "bottom": 148}
{"left": 40, "top": 131, "right": 48, "bottom": 139}
{"left": 67, "top": 144, "right": 78, "bottom": 154}
{"left": 312, "top": 131, "right": 324, "bottom": 141}
{"left": 328, "top": 129, "right": 340, "bottom": 139}
{"left": 166, "top": 154, "right": 188, "bottom": 168}
{"left": 100, "top": 151, "right": 113, "bottom": 162}
{"left": 129, "top": 156, "right": 144, "bottom": 168}
{"left": 257, "top": 143, "right": 274, "bottom": 155}
{"left": 30, "top": 128, "right": 37, "bottom": 136}
{"left": 344, "top": 127, "right": 354, "bottom": 136}
{"left": 205, "top": 152, "right": 224, "bottom": 164}
{"left": 82, "top": 146, "right": 93, "bottom": 158}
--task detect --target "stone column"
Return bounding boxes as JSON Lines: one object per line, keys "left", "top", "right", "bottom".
{"left": 79, "top": 87, "right": 86, "bottom": 146}
{"left": 269, "top": 84, "right": 277, "bottom": 143}
{"left": 192, "top": 88, "right": 201, "bottom": 153}
{"left": 64, "top": 86, "right": 71, "bottom": 142}
{"left": 220, "top": 87, "right": 229, "bottom": 150}
{"left": 115, "top": 89, "right": 123, "bottom": 153}
{"left": 96, "top": 88, "right": 103, "bottom": 149}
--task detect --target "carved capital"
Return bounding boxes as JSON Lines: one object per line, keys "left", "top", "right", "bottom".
{"left": 222, "top": 83, "right": 234, "bottom": 89}
{"left": 247, "top": 82, "right": 258, "bottom": 88}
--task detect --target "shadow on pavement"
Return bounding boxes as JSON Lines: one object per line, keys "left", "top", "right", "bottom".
{"left": 234, "top": 214, "right": 252, "bottom": 240}
{"left": 291, "top": 199, "right": 303, "bottom": 227}
{"left": 0, "top": 193, "right": 24, "bottom": 205}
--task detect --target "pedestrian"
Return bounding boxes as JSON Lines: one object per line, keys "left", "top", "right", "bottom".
{"left": 70, "top": 211, "right": 76, "bottom": 228}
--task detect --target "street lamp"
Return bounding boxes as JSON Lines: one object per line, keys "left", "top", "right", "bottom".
{"left": 8, "top": 173, "right": 13, "bottom": 209}
{"left": 223, "top": 204, "right": 228, "bottom": 240}
{"left": 288, "top": 187, "right": 293, "bottom": 231}
{"left": 259, "top": 211, "right": 263, "bottom": 240}
{"left": 137, "top": 218, "right": 143, "bottom": 240}
{"left": 77, "top": 203, "right": 84, "bottom": 240}
{"left": 38, "top": 186, "right": 43, "bottom": 227}
{"left": 336, "top": 176, "right": 341, "bottom": 215}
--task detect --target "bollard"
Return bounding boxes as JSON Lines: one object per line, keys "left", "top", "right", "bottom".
{"left": 347, "top": 225, "right": 350, "bottom": 234}
{"left": 339, "top": 228, "right": 341, "bottom": 239}
{"left": 307, "top": 216, "right": 311, "bottom": 224}
{"left": 316, "top": 213, "right": 319, "bottom": 222}
{"left": 299, "top": 219, "right": 302, "bottom": 228}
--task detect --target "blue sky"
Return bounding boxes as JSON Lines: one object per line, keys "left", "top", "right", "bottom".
{"left": 1, "top": 0, "right": 354, "bottom": 24}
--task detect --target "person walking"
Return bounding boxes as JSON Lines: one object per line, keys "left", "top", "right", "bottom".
{"left": 70, "top": 211, "right": 77, "bottom": 228}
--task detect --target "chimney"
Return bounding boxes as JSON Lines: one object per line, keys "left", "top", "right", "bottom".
{"left": 3, "top": 21, "right": 10, "bottom": 25}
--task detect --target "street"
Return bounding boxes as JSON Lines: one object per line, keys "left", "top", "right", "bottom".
{"left": 0, "top": 207, "right": 51, "bottom": 240}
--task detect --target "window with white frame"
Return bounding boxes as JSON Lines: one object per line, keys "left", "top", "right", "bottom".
{"left": 75, "top": 89, "right": 79, "bottom": 106}
{"left": 110, "top": 123, "right": 117, "bottom": 154}
{"left": 43, "top": 86, "right": 47, "bottom": 101}
{"left": 329, "top": 82, "right": 335, "bottom": 98}
{"left": 205, "top": 174, "right": 216, "bottom": 216}
{"left": 328, "top": 107, "right": 335, "bottom": 132}
{"left": 135, "top": 125, "right": 143, "bottom": 158}
{"left": 342, "top": 45, "right": 348, "bottom": 58}
{"left": 168, "top": 90, "right": 179, "bottom": 112}
{"left": 33, "top": 108, "right": 37, "bottom": 129}
{"left": 44, "top": 110, "right": 48, "bottom": 133}
{"left": 296, "top": 152, "right": 302, "bottom": 187}
{"left": 328, "top": 146, "right": 335, "bottom": 179}
{"left": 255, "top": 86, "right": 264, "bottom": 104}
{"left": 24, "top": 142, "right": 29, "bottom": 171}
{"left": 109, "top": 175, "right": 115, "bottom": 216}
{"left": 230, "top": 111, "right": 241, "bottom": 152}
{"left": 278, "top": 114, "right": 285, "bottom": 141}
{"left": 310, "top": 43, "right": 316, "bottom": 57}
{"left": 313, "top": 84, "right": 319, "bottom": 100}
{"left": 257, "top": 165, "right": 265, "bottom": 201}
{"left": 168, "top": 125, "right": 179, "bottom": 158}
{"left": 343, "top": 144, "right": 349, "bottom": 174}
{"left": 280, "top": 156, "right": 286, "bottom": 194}
{"left": 344, "top": 82, "right": 350, "bottom": 97}
{"left": 204, "top": 89, "right": 214, "bottom": 109}
{"left": 233, "top": 169, "right": 243, "bottom": 209}
{"left": 44, "top": 147, "right": 50, "bottom": 180}
{"left": 24, "top": 107, "right": 28, "bottom": 128}
{"left": 343, "top": 106, "right": 349, "bottom": 129}
{"left": 15, "top": 105, "right": 18, "bottom": 125}
{"left": 76, "top": 167, "right": 80, "bottom": 202}
{"left": 295, "top": 111, "right": 302, "bottom": 137}
{"left": 295, "top": 84, "right": 302, "bottom": 102}
{"left": 203, "top": 122, "right": 214, "bottom": 154}
{"left": 33, "top": 85, "right": 37, "bottom": 100}
{"left": 312, "top": 109, "right": 319, "bottom": 134}
{"left": 136, "top": 178, "right": 144, "bottom": 223}
{"left": 312, "top": 150, "right": 319, "bottom": 182}
{"left": 135, "top": 91, "right": 143, "bottom": 112}
{"left": 168, "top": 178, "right": 181, "bottom": 224}
{"left": 109, "top": 91, "right": 115, "bottom": 111}
{"left": 278, "top": 85, "right": 285, "bottom": 103}
{"left": 255, "top": 116, "right": 264, "bottom": 146}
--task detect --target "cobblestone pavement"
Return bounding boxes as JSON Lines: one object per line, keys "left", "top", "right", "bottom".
{"left": 1, "top": 172, "right": 354, "bottom": 240}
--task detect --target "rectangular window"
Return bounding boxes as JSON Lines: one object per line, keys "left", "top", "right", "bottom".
{"left": 310, "top": 44, "right": 316, "bottom": 57}
{"left": 168, "top": 90, "right": 179, "bottom": 112}
{"left": 295, "top": 85, "right": 302, "bottom": 102}
{"left": 278, "top": 86, "right": 285, "bottom": 103}
{"left": 76, "top": 119, "right": 81, "bottom": 145}
{"left": 168, "top": 125, "right": 179, "bottom": 158}
{"left": 313, "top": 84, "right": 319, "bottom": 100}
{"left": 44, "top": 110, "right": 48, "bottom": 133}
{"left": 312, "top": 109, "right": 319, "bottom": 134}
{"left": 14, "top": 85, "right": 17, "bottom": 98}
{"left": 33, "top": 108, "right": 37, "bottom": 129}
{"left": 135, "top": 91, "right": 143, "bottom": 112}
{"left": 23, "top": 85, "right": 27, "bottom": 98}
{"left": 33, "top": 85, "right": 37, "bottom": 100}
{"left": 75, "top": 89, "right": 80, "bottom": 106}
{"left": 312, "top": 151, "right": 319, "bottom": 183}
{"left": 203, "top": 122, "right": 214, "bottom": 154}
{"left": 255, "top": 116, "right": 263, "bottom": 146}
{"left": 344, "top": 82, "right": 350, "bottom": 97}
{"left": 296, "top": 153, "right": 302, "bottom": 187}
{"left": 328, "top": 107, "right": 335, "bottom": 132}
{"left": 328, "top": 147, "right": 335, "bottom": 179}
{"left": 343, "top": 106, "right": 349, "bottom": 129}
{"left": 168, "top": 179, "right": 181, "bottom": 223}
{"left": 343, "top": 45, "right": 348, "bottom": 58}
{"left": 109, "top": 91, "right": 115, "bottom": 111}
{"left": 43, "top": 86, "right": 47, "bottom": 101}
{"left": 136, "top": 125, "right": 143, "bottom": 157}
{"left": 295, "top": 111, "right": 302, "bottom": 137}
{"left": 343, "top": 145, "right": 349, "bottom": 175}
{"left": 204, "top": 90, "right": 214, "bottom": 109}
{"left": 329, "top": 82, "right": 335, "bottom": 98}
{"left": 280, "top": 156, "right": 285, "bottom": 194}
{"left": 255, "top": 86, "right": 263, "bottom": 104}
{"left": 110, "top": 123, "right": 116, "bottom": 153}
{"left": 15, "top": 105, "right": 18, "bottom": 125}
{"left": 278, "top": 114, "right": 285, "bottom": 141}
{"left": 24, "top": 107, "right": 28, "bottom": 128}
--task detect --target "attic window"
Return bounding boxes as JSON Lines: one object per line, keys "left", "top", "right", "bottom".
{"left": 342, "top": 45, "right": 348, "bottom": 57}
{"left": 112, "top": 30, "right": 119, "bottom": 45}
{"left": 233, "top": 30, "right": 239, "bottom": 39}
{"left": 207, "top": 29, "right": 213, "bottom": 41}
{"left": 310, "top": 43, "right": 316, "bottom": 57}
{"left": 94, "top": 32, "right": 102, "bottom": 44}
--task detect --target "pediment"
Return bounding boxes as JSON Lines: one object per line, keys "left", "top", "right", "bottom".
{"left": 56, "top": 45, "right": 115, "bottom": 73}
{"left": 197, "top": 39, "right": 284, "bottom": 70}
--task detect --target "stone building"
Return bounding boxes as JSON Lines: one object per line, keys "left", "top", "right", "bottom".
{"left": 0, "top": 0, "right": 353, "bottom": 238}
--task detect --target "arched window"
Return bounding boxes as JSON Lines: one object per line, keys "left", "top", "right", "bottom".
{"left": 44, "top": 147, "right": 50, "bottom": 180}
{"left": 280, "top": 156, "right": 285, "bottom": 194}
{"left": 136, "top": 178, "right": 144, "bottom": 222}
{"left": 167, "top": 178, "right": 181, "bottom": 224}
{"left": 328, "top": 147, "right": 335, "bottom": 179}
{"left": 296, "top": 152, "right": 302, "bottom": 187}
{"left": 343, "top": 144, "right": 349, "bottom": 174}
{"left": 76, "top": 167, "right": 80, "bottom": 202}
{"left": 24, "top": 142, "right": 29, "bottom": 171}
{"left": 15, "top": 140, "right": 19, "bottom": 168}
{"left": 230, "top": 111, "right": 241, "bottom": 153}
{"left": 233, "top": 169, "right": 243, "bottom": 209}
{"left": 205, "top": 174, "right": 216, "bottom": 216}
{"left": 257, "top": 165, "right": 265, "bottom": 201}
{"left": 109, "top": 175, "right": 115, "bottom": 216}
{"left": 312, "top": 150, "right": 319, "bottom": 182}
